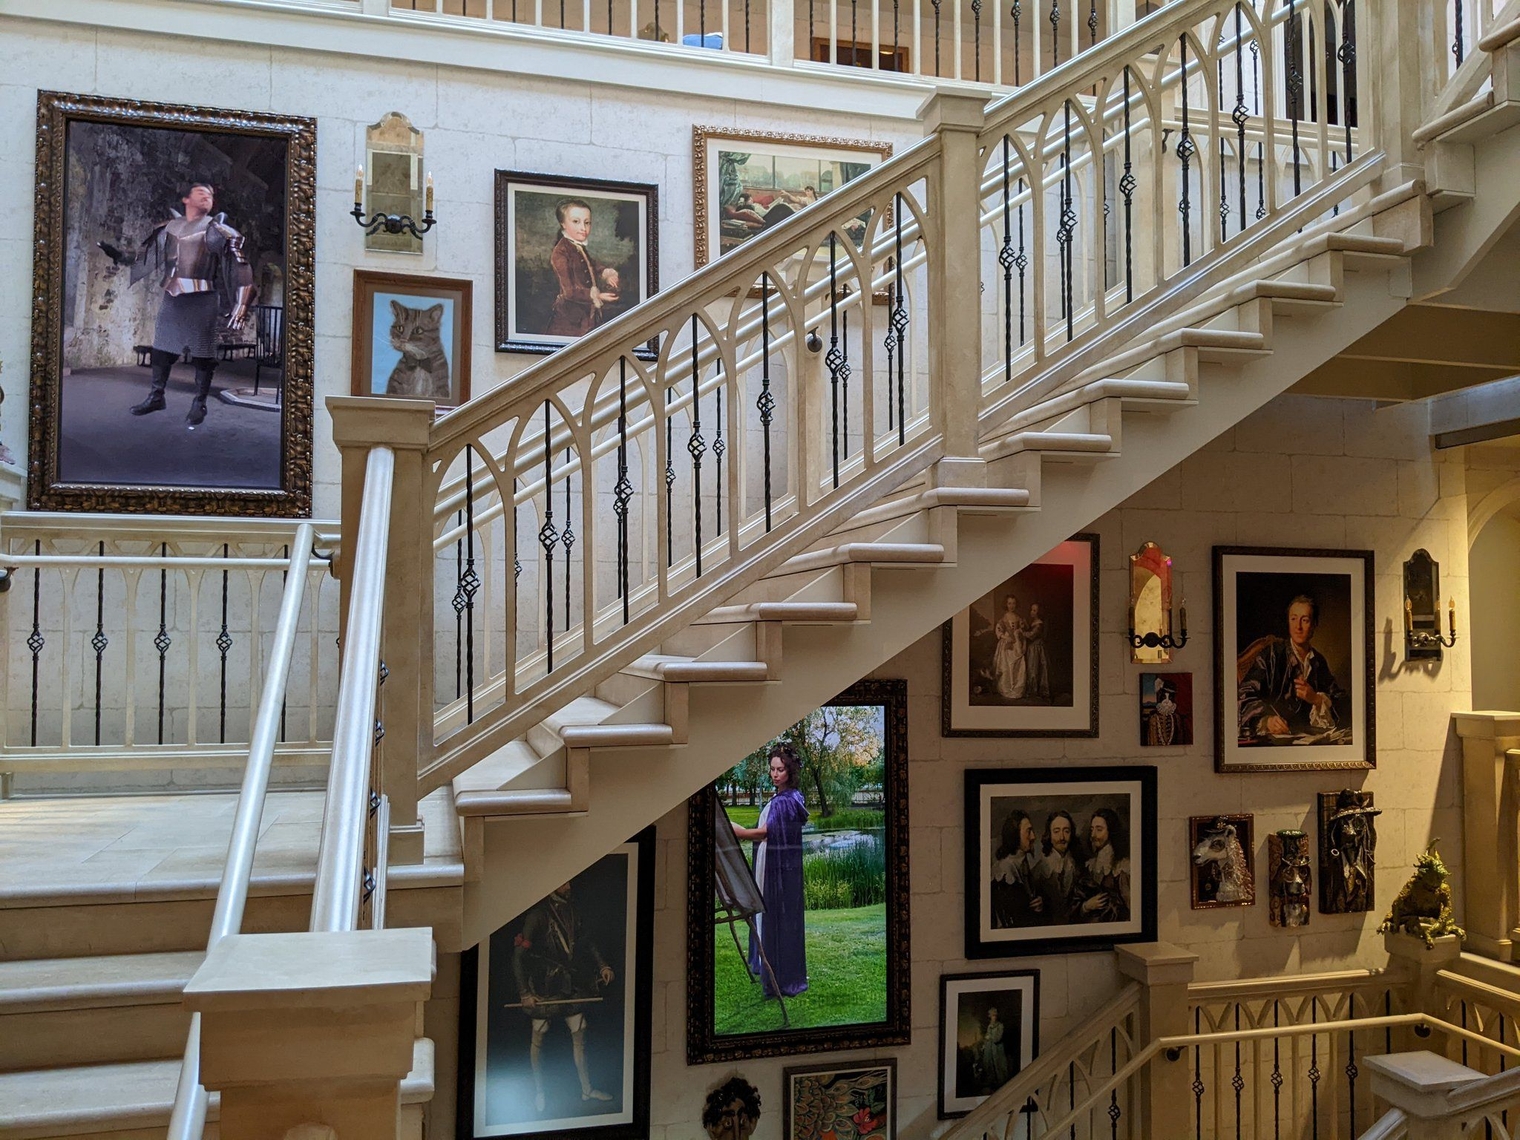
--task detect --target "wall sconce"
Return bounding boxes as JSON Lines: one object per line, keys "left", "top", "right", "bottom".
{"left": 1404, "top": 547, "right": 1457, "bottom": 659}
{"left": 1128, "top": 541, "right": 1187, "bottom": 662}
{"left": 353, "top": 165, "right": 436, "bottom": 239}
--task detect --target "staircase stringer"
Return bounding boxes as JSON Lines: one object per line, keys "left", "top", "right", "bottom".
{"left": 461, "top": 253, "right": 1412, "bottom": 940}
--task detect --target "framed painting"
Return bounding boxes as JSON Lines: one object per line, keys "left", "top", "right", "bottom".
{"left": 28, "top": 91, "right": 315, "bottom": 516}
{"left": 783, "top": 1059, "right": 897, "bottom": 1140}
{"left": 685, "top": 678, "right": 910, "bottom": 1064}
{"left": 1189, "top": 814, "right": 1256, "bottom": 909}
{"left": 964, "top": 766, "right": 1157, "bottom": 958}
{"left": 1212, "top": 546, "right": 1375, "bottom": 772}
{"left": 693, "top": 126, "right": 892, "bottom": 267}
{"left": 458, "top": 828, "right": 654, "bottom": 1139}
{"left": 350, "top": 270, "right": 471, "bottom": 408}
{"left": 494, "top": 170, "right": 658, "bottom": 359}
{"left": 938, "top": 970, "right": 1039, "bottom": 1118}
{"left": 942, "top": 534, "right": 1100, "bottom": 737}
{"left": 1139, "top": 672, "right": 1194, "bottom": 747}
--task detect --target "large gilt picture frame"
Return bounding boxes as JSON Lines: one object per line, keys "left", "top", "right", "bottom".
{"left": 685, "top": 678, "right": 910, "bottom": 1064}
{"left": 1213, "top": 546, "right": 1375, "bottom": 773}
{"left": 28, "top": 91, "right": 315, "bottom": 516}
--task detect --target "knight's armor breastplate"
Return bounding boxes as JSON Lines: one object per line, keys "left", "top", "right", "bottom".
{"left": 161, "top": 215, "right": 221, "bottom": 296}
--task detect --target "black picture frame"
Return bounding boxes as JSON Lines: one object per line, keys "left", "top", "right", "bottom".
{"left": 1212, "top": 546, "right": 1376, "bottom": 772}
{"left": 494, "top": 170, "right": 659, "bottom": 360}
{"left": 458, "top": 827, "right": 654, "bottom": 1140}
{"left": 942, "top": 534, "right": 1101, "bottom": 737}
{"left": 963, "top": 765, "right": 1157, "bottom": 959}
{"left": 938, "top": 969, "right": 1040, "bottom": 1118}
{"left": 685, "top": 678, "right": 911, "bottom": 1064}
{"left": 28, "top": 91, "right": 316, "bottom": 516}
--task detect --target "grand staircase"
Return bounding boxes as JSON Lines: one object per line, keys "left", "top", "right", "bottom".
{"left": 4, "top": 0, "right": 1520, "bottom": 1134}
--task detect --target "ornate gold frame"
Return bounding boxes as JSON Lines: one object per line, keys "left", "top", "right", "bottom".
{"left": 28, "top": 91, "right": 316, "bottom": 516}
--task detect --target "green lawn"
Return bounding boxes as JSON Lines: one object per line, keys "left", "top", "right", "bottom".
{"left": 712, "top": 903, "right": 886, "bottom": 1036}
{"left": 726, "top": 805, "right": 761, "bottom": 828}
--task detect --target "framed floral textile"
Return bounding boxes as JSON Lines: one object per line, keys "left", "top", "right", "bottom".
{"left": 783, "top": 1059, "right": 896, "bottom": 1140}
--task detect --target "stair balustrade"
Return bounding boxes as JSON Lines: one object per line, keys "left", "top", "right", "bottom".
{"left": 0, "top": 513, "right": 339, "bottom": 797}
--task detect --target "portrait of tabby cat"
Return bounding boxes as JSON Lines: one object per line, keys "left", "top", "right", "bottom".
{"left": 384, "top": 299, "right": 452, "bottom": 401}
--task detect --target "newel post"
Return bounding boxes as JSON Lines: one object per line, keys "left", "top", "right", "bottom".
{"left": 1370, "top": 0, "right": 1443, "bottom": 187}
{"left": 1455, "top": 713, "right": 1520, "bottom": 962}
{"left": 1117, "top": 942, "right": 1198, "bottom": 1139}
{"left": 767, "top": 0, "right": 795, "bottom": 67}
{"left": 920, "top": 90, "right": 990, "bottom": 490}
{"left": 330, "top": 396, "right": 437, "bottom": 868}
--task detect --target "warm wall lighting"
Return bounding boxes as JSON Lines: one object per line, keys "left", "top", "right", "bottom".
{"left": 352, "top": 165, "right": 437, "bottom": 239}
{"left": 1403, "top": 548, "right": 1457, "bottom": 660}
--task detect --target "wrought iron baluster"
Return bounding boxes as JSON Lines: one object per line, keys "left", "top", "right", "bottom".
{"left": 1057, "top": 100, "right": 1076, "bottom": 340}
{"left": 840, "top": 287, "right": 850, "bottom": 460}
{"left": 28, "top": 540, "right": 42, "bottom": 748}
{"left": 539, "top": 406, "right": 558, "bottom": 673}
{"left": 562, "top": 447, "right": 574, "bottom": 630}
{"left": 1233, "top": 3, "right": 1248, "bottom": 236}
{"left": 664, "top": 388, "right": 675, "bottom": 565}
{"left": 826, "top": 233, "right": 845, "bottom": 488}
{"left": 688, "top": 313, "right": 707, "bottom": 577}
{"left": 1177, "top": 34, "right": 1197, "bottom": 266}
{"left": 933, "top": 0, "right": 942, "bottom": 75}
{"left": 453, "top": 509, "right": 464, "bottom": 701}
{"left": 462, "top": 449, "right": 480, "bottom": 720}
{"left": 809, "top": 0, "right": 815, "bottom": 58}
{"left": 713, "top": 384, "right": 725, "bottom": 535}
{"left": 1251, "top": 38, "right": 1266, "bottom": 219}
{"left": 653, "top": 0, "right": 660, "bottom": 42}
{"left": 744, "top": 0, "right": 751, "bottom": 52}
{"left": 615, "top": 358, "right": 632, "bottom": 624}
{"left": 1233, "top": 1004, "right": 1245, "bottom": 1137}
{"left": 851, "top": 0, "right": 858, "bottom": 65}
{"left": 1462, "top": 999, "right": 1470, "bottom": 1066}
{"left": 1454, "top": 0, "right": 1465, "bottom": 65}
{"left": 1271, "top": 999, "right": 1283, "bottom": 1137}
{"left": 1108, "top": 1024, "right": 1120, "bottom": 1139}
{"left": 759, "top": 273, "right": 775, "bottom": 530}
{"left": 1193, "top": 1006, "right": 1205, "bottom": 1140}
{"left": 893, "top": 0, "right": 900, "bottom": 72}
{"left": 216, "top": 543, "right": 232, "bottom": 744}
{"left": 999, "top": 135, "right": 1015, "bottom": 384}
{"left": 1068, "top": 1059, "right": 1076, "bottom": 1140}
{"left": 891, "top": 199, "right": 907, "bottom": 444}
{"left": 973, "top": 0, "right": 983, "bottom": 81}
{"left": 607, "top": 0, "right": 612, "bottom": 35}
{"left": 1287, "top": 0, "right": 1303, "bottom": 199}
{"left": 700, "top": 0, "right": 706, "bottom": 43}
{"left": 1309, "top": 1001, "right": 1321, "bottom": 1139}
{"left": 1087, "top": 0, "right": 1096, "bottom": 47}
{"left": 1012, "top": 0, "right": 1021, "bottom": 84}
{"left": 1120, "top": 66, "right": 1135, "bottom": 302}
{"left": 94, "top": 542, "right": 108, "bottom": 746}
{"left": 1049, "top": 0, "right": 1060, "bottom": 68}
{"left": 1346, "top": 1023, "right": 1359, "bottom": 1135}
{"left": 155, "top": 542, "right": 171, "bottom": 745}
{"left": 1015, "top": 177, "right": 1028, "bottom": 341}
{"left": 1339, "top": 0, "right": 1356, "bottom": 161}
{"left": 1219, "top": 58, "right": 1230, "bottom": 243}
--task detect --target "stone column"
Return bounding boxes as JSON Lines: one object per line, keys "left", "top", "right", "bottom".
{"left": 184, "top": 927, "right": 434, "bottom": 1140}
{"left": 1385, "top": 931, "right": 1464, "bottom": 1056}
{"left": 1455, "top": 712, "right": 1520, "bottom": 962}
{"left": 1117, "top": 941, "right": 1199, "bottom": 1139}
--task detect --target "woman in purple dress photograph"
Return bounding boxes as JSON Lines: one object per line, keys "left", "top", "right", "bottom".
{"left": 732, "top": 743, "right": 810, "bottom": 998}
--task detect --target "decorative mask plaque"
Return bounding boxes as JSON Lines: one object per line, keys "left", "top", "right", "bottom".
{"left": 1268, "top": 830, "right": 1312, "bottom": 928}
{"left": 1319, "top": 790, "right": 1381, "bottom": 914}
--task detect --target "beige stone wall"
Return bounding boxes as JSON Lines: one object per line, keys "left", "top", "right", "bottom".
{"left": 630, "top": 394, "right": 1490, "bottom": 1139}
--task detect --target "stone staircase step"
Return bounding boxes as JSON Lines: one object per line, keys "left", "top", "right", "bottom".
{"left": 996, "top": 378, "right": 1194, "bottom": 435}
{"left": 769, "top": 541, "right": 947, "bottom": 576}
{"left": 694, "top": 600, "right": 861, "bottom": 625}
{"left": 0, "top": 1038, "right": 434, "bottom": 1140}
{"left": 622, "top": 654, "right": 772, "bottom": 682}
{"left": 980, "top": 430, "right": 1116, "bottom": 462}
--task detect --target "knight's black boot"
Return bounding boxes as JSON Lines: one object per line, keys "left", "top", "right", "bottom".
{"left": 130, "top": 349, "right": 174, "bottom": 415}
{"left": 185, "top": 357, "right": 216, "bottom": 426}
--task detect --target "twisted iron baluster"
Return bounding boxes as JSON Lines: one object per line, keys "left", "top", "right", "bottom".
{"left": 155, "top": 542, "right": 170, "bottom": 745}
{"left": 1339, "top": 0, "right": 1356, "bottom": 161}
{"left": 216, "top": 544, "right": 232, "bottom": 744}
{"left": 614, "top": 358, "right": 632, "bottom": 625}
{"left": 744, "top": 0, "right": 751, "bottom": 52}
{"left": 1309, "top": 1001, "right": 1321, "bottom": 1139}
{"left": 1193, "top": 1006, "right": 1205, "bottom": 1140}
{"left": 1233, "top": 1004, "right": 1245, "bottom": 1137}
{"left": 1057, "top": 100, "right": 1076, "bottom": 340}
{"left": 538, "top": 407, "right": 558, "bottom": 673}
{"left": 688, "top": 313, "right": 707, "bottom": 577}
{"left": 1108, "top": 1024, "right": 1120, "bottom": 1138}
{"left": 714, "top": 382, "right": 725, "bottom": 535}
{"left": 1233, "top": 3, "right": 1249, "bottom": 235}
{"left": 664, "top": 388, "right": 675, "bottom": 566}
{"left": 891, "top": 197, "right": 907, "bottom": 444}
{"left": 840, "top": 287, "right": 850, "bottom": 463}
{"left": 826, "top": 233, "right": 846, "bottom": 488}
{"left": 1120, "top": 66, "right": 1135, "bottom": 302}
{"left": 759, "top": 273, "right": 775, "bottom": 530}
{"left": 1087, "top": 0, "right": 1096, "bottom": 47}
{"left": 1454, "top": 0, "right": 1465, "bottom": 65}
{"left": 1346, "top": 1023, "right": 1359, "bottom": 1136}
{"left": 1012, "top": 0, "right": 1021, "bottom": 84}
{"left": 1219, "top": 58, "right": 1230, "bottom": 244}
{"left": 562, "top": 447, "right": 574, "bottom": 631}
{"left": 1050, "top": 0, "right": 1060, "bottom": 68}
{"left": 999, "top": 135, "right": 1015, "bottom": 384}
{"left": 973, "top": 0, "right": 983, "bottom": 81}
{"left": 1252, "top": 38, "right": 1266, "bottom": 219}
{"left": 453, "top": 510, "right": 464, "bottom": 701}
{"left": 1271, "top": 999, "right": 1283, "bottom": 1137}
{"left": 1287, "top": 0, "right": 1303, "bottom": 199}
{"left": 94, "top": 542, "right": 108, "bottom": 746}
{"left": 461, "top": 447, "right": 479, "bottom": 720}
{"left": 933, "top": 0, "right": 942, "bottom": 75}
{"left": 26, "top": 541, "right": 45, "bottom": 747}
{"left": 1177, "top": 33, "right": 1197, "bottom": 267}
{"left": 512, "top": 478, "right": 522, "bottom": 585}
{"left": 1015, "top": 176, "right": 1028, "bottom": 343}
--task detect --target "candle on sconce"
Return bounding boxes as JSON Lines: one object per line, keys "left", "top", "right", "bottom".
{"left": 1405, "top": 596, "right": 1414, "bottom": 632}
{"left": 1449, "top": 597, "right": 1456, "bottom": 635}
{"left": 1127, "top": 601, "right": 1135, "bottom": 635}
{"left": 425, "top": 171, "right": 434, "bottom": 214}
{"left": 354, "top": 166, "right": 364, "bottom": 206}
{"left": 1179, "top": 599, "right": 1187, "bottom": 636}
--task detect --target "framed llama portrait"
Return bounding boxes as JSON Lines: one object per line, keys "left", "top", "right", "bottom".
{"left": 1213, "top": 546, "right": 1375, "bottom": 772}
{"left": 458, "top": 828, "right": 654, "bottom": 1139}
{"left": 27, "top": 90, "right": 315, "bottom": 516}
{"left": 350, "top": 270, "right": 472, "bottom": 408}
{"left": 494, "top": 170, "right": 658, "bottom": 360}
{"left": 1189, "top": 814, "right": 1256, "bottom": 909}
{"left": 938, "top": 970, "right": 1039, "bottom": 1118}
{"left": 685, "top": 678, "right": 910, "bottom": 1064}
{"left": 963, "top": 766, "right": 1156, "bottom": 958}
{"left": 942, "top": 535, "right": 1100, "bottom": 737}
{"left": 783, "top": 1058, "right": 897, "bottom": 1139}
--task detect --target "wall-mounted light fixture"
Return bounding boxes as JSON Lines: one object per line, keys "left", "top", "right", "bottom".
{"left": 352, "top": 165, "right": 436, "bottom": 240}
{"left": 1128, "top": 541, "right": 1188, "bottom": 661}
{"left": 1404, "top": 547, "right": 1457, "bottom": 659}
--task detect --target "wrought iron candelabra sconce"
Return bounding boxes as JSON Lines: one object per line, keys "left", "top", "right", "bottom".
{"left": 1127, "top": 541, "right": 1187, "bottom": 660}
{"left": 1126, "top": 611, "right": 1189, "bottom": 652}
{"left": 1403, "top": 548, "right": 1457, "bottom": 660}
{"left": 352, "top": 166, "right": 436, "bottom": 239}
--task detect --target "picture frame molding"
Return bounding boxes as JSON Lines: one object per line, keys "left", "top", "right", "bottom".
{"left": 27, "top": 90, "right": 316, "bottom": 516}
{"left": 684, "top": 677, "right": 911, "bottom": 1064}
{"left": 492, "top": 169, "right": 660, "bottom": 360}
{"left": 941, "top": 533, "right": 1101, "bottom": 738}
{"left": 349, "top": 268, "right": 473, "bottom": 408}
{"left": 937, "top": 969, "right": 1040, "bottom": 1119}
{"left": 962, "top": 764, "right": 1158, "bottom": 959}
{"left": 782, "top": 1057, "right": 899, "bottom": 1140}
{"left": 1211, "top": 545, "right": 1376, "bottom": 773}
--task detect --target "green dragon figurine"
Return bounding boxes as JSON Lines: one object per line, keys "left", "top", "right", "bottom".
{"left": 1377, "top": 842, "right": 1465, "bottom": 949}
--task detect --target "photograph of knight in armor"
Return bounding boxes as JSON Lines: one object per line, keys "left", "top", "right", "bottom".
{"left": 465, "top": 831, "right": 653, "bottom": 1139}
{"left": 58, "top": 120, "right": 289, "bottom": 492}
{"left": 1139, "top": 672, "right": 1193, "bottom": 747}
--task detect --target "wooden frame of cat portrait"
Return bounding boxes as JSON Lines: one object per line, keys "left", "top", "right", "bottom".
{"left": 351, "top": 270, "right": 473, "bottom": 409}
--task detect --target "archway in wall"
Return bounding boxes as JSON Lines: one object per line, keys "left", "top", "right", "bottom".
{"left": 1470, "top": 480, "right": 1520, "bottom": 712}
